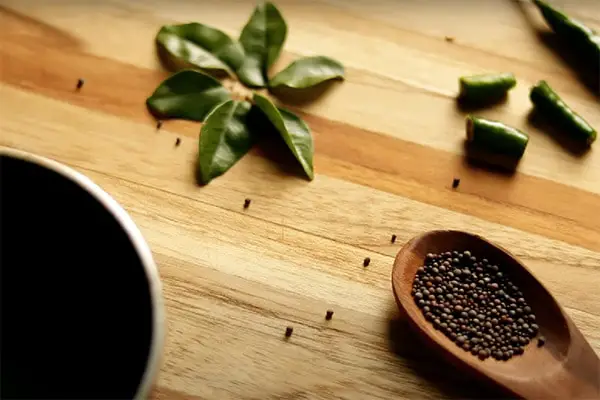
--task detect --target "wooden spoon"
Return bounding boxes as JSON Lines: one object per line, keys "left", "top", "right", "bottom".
{"left": 392, "top": 230, "right": 600, "bottom": 399}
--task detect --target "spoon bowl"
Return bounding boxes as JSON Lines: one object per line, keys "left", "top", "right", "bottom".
{"left": 392, "top": 230, "right": 599, "bottom": 399}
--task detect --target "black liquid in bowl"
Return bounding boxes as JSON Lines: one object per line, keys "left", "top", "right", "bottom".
{"left": 1, "top": 153, "right": 160, "bottom": 399}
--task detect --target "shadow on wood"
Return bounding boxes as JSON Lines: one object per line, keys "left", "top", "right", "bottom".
{"left": 387, "top": 308, "right": 506, "bottom": 399}
{"left": 535, "top": 31, "right": 600, "bottom": 99}
{"left": 526, "top": 109, "right": 592, "bottom": 158}
{"left": 193, "top": 105, "right": 309, "bottom": 186}
{"left": 510, "top": 0, "right": 599, "bottom": 99}
{"left": 461, "top": 141, "right": 519, "bottom": 177}
{"left": 455, "top": 94, "right": 509, "bottom": 114}
{"left": 251, "top": 105, "right": 311, "bottom": 180}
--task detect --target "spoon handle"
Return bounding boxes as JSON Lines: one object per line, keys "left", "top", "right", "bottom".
{"left": 512, "top": 316, "right": 600, "bottom": 399}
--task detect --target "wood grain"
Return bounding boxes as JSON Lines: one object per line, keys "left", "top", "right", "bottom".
{"left": 1, "top": 0, "right": 599, "bottom": 398}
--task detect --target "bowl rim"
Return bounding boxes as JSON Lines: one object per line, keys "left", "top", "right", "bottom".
{"left": 0, "top": 147, "right": 165, "bottom": 399}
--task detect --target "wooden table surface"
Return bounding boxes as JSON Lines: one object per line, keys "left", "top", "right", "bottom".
{"left": 1, "top": 0, "right": 599, "bottom": 398}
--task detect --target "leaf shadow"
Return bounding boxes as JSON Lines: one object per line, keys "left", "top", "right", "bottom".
{"left": 269, "top": 80, "right": 343, "bottom": 107}
{"left": 455, "top": 94, "right": 509, "bottom": 114}
{"left": 510, "top": 0, "right": 600, "bottom": 99}
{"left": 526, "top": 109, "right": 592, "bottom": 158}
{"left": 461, "top": 141, "right": 520, "bottom": 177}
{"left": 247, "top": 106, "right": 310, "bottom": 180}
{"left": 386, "top": 304, "right": 510, "bottom": 399}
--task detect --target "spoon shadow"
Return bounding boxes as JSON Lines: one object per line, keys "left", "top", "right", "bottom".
{"left": 387, "top": 307, "right": 509, "bottom": 399}
{"left": 388, "top": 313, "right": 511, "bottom": 399}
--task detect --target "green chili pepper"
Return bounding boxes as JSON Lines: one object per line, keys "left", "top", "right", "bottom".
{"left": 458, "top": 73, "right": 516, "bottom": 103}
{"left": 530, "top": 80, "right": 597, "bottom": 146}
{"left": 466, "top": 116, "right": 529, "bottom": 160}
{"left": 532, "top": 0, "right": 600, "bottom": 63}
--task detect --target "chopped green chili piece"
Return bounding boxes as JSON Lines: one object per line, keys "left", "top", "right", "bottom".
{"left": 532, "top": 0, "right": 600, "bottom": 64}
{"left": 459, "top": 73, "right": 516, "bottom": 103}
{"left": 466, "top": 116, "right": 529, "bottom": 160}
{"left": 530, "top": 80, "right": 596, "bottom": 146}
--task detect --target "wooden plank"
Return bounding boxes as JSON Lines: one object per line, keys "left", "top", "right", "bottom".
{"left": 50, "top": 170, "right": 600, "bottom": 399}
{"left": 2, "top": 9, "right": 600, "bottom": 247}
{"left": 1, "top": 75, "right": 599, "bottom": 251}
{"left": 1, "top": 0, "right": 599, "bottom": 398}
{"left": 54, "top": 170, "right": 600, "bottom": 399}
{"left": 1, "top": 3, "right": 599, "bottom": 194}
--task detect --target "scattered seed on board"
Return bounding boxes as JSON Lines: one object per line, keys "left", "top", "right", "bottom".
{"left": 175, "top": 138, "right": 181, "bottom": 147}
{"left": 156, "top": 120, "right": 163, "bottom": 130}
{"left": 537, "top": 336, "right": 546, "bottom": 347}
{"left": 452, "top": 178, "right": 460, "bottom": 189}
{"left": 445, "top": 36, "right": 455, "bottom": 43}
{"left": 325, "top": 310, "right": 334, "bottom": 320}
{"left": 285, "top": 326, "right": 293, "bottom": 337}
{"left": 243, "top": 198, "right": 251, "bottom": 209}
{"left": 391, "top": 234, "right": 397, "bottom": 244}
{"left": 76, "top": 78, "right": 84, "bottom": 90}
{"left": 363, "top": 257, "right": 371, "bottom": 267}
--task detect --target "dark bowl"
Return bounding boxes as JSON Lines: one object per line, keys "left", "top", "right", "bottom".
{"left": 1, "top": 148, "right": 164, "bottom": 399}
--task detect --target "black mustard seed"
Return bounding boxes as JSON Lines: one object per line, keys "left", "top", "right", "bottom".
{"left": 412, "top": 250, "right": 540, "bottom": 361}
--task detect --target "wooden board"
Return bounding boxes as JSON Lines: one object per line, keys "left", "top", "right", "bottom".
{"left": 1, "top": 0, "right": 599, "bottom": 398}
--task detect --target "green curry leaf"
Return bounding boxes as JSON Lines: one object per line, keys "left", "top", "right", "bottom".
{"left": 269, "top": 56, "right": 345, "bottom": 89}
{"left": 146, "top": 70, "right": 230, "bottom": 121}
{"left": 156, "top": 23, "right": 245, "bottom": 75}
{"left": 197, "top": 100, "right": 256, "bottom": 184}
{"left": 252, "top": 93, "right": 314, "bottom": 180}
{"left": 236, "top": 2, "right": 287, "bottom": 87}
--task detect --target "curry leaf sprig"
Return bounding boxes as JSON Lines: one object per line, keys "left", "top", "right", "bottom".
{"left": 146, "top": 2, "right": 345, "bottom": 184}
